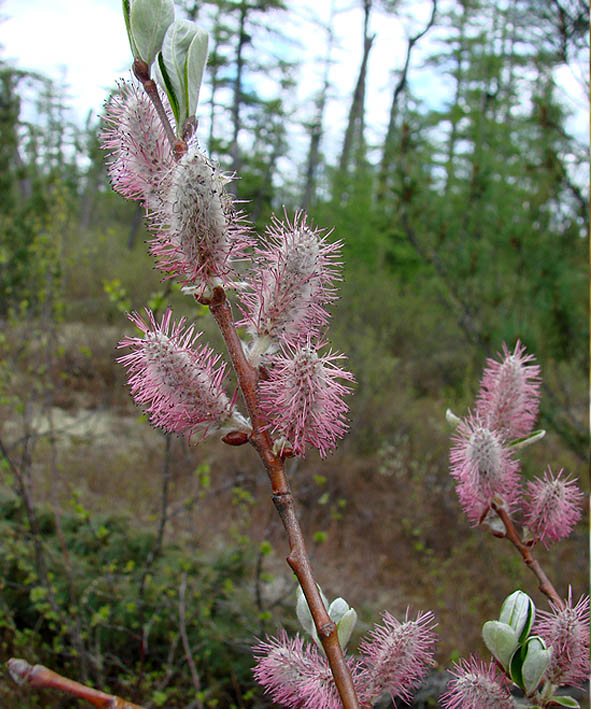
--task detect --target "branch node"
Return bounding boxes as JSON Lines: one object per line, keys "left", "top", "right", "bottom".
{"left": 319, "top": 621, "right": 337, "bottom": 638}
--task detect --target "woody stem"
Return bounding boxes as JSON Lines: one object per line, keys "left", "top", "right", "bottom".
{"left": 493, "top": 504, "right": 564, "bottom": 609}
{"left": 207, "top": 287, "right": 361, "bottom": 709}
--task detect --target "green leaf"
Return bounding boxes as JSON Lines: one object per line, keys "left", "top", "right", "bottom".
{"left": 153, "top": 690, "right": 168, "bottom": 707}
{"left": 509, "top": 429, "right": 546, "bottom": 450}
{"left": 259, "top": 540, "right": 272, "bottom": 556}
{"left": 521, "top": 636, "right": 550, "bottom": 695}
{"left": 296, "top": 584, "right": 328, "bottom": 650}
{"left": 336, "top": 608, "right": 358, "bottom": 651}
{"left": 510, "top": 644, "right": 525, "bottom": 690}
{"left": 130, "top": 0, "right": 175, "bottom": 65}
{"left": 482, "top": 620, "right": 519, "bottom": 669}
{"left": 550, "top": 697, "right": 580, "bottom": 707}
{"left": 186, "top": 27, "right": 209, "bottom": 116}
{"left": 155, "top": 51, "right": 179, "bottom": 123}
{"left": 122, "top": 0, "right": 137, "bottom": 56}
{"left": 313, "top": 530, "right": 327, "bottom": 544}
{"left": 161, "top": 19, "right": 200, "bottom": 124}
{"left": 327, "top": 597, "right": 350, "bottom": 624}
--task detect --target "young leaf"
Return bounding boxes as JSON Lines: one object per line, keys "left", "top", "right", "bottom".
{"left": 482, "top": 620, "right": 519, "bottom": 670}
{"left": 327, "top": 597, "right": 350, "bottom": 624}
{"left": 295, "top": 584, "right": 328, "bottom": 650}
{"left": 550, "top": 697, "right": 580, "bottom": 708}
{"left": 186, "top": 28, "right": 209, "bottom": 116}
{"left": 336, "top": 608, "right": 358, "bottom": 651}
{"left": 520, "top": 636, "right": 550, "bottom": 695}
{"left": 155, "top": 51, "right": 179, "bottom": 123}
{"left": 510, "top": 644, "right": 525, "bottom": 690}
{"left": 161, "top": 19, "right": 199, "bottom": 123}
{"left": 122, "top": 0, "right": 138, "bottom": 56}
{"left": 130, "top": 0, "right": 175, "bottom": 65}
{"left": 499, "top": 590, "right": 535, "bottom": 643}
{"left": 509, "top": 429, "right": 546, "bottom": 450}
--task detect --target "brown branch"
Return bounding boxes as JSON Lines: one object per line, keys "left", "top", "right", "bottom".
{"left": 207, "top": 287, "right": 361, "bottom": 709}
{"left": 492, "top": 504, "right": 565, "bottom": 609}
{"left": 7, "top": 659, "right": 144, "bottom": 709}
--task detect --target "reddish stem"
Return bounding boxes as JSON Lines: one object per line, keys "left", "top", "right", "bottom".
{"left": 7, "top": 659, "right": 144, "bottom": 709}
{"left": 207, "top": 288, "right": 361, "bottom": 708}
{"left": 133, "top": 58, "right": 187, "bottom": 160}
{"left": 493, "top": 504, "right": 565, "bottom": 609}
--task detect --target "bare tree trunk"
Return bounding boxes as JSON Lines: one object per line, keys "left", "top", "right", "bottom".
{"left": 377, "top": 0, "right": 437, "bottom": 202}
{"left": 338, "top": 0, "right": 374, "bottom": 175}
{"left": 444, "top": 0, "right": 467, "bottom": 195}
{"left": 302, "top": 2, "right": 336, "bottom": 210}
{"left": 229, "top": 0, "right": 249, "bottom": 195}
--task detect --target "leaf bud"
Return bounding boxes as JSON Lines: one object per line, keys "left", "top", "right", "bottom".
{"left": 499, "top": 590, "right": 535, "bottom": 643}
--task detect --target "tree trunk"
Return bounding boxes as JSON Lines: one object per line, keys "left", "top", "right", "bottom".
{"left": 377, "top": 0, "right": 437, "bottom": 201}
{"left": 338, "top": 0, "right": 374, "bottom": 175}
{"left": 229, "top": 0, "right": 249, "bottom": 195}
{"left": 302, "top": 2, "right": 336, "bottom": 210}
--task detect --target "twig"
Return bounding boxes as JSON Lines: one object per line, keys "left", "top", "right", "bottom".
{"left": 178, "top": 572, "right": 204, "bottom": 709}
{"left": 7, "top": 658, "right": 144, "bottom": 709}
{"left": 492, "top": 503, "right": 565, "bottom": 609}
{"left": 132, "top": 58, "right": 187, "bottom": 160}
{"left": 207, "top": 287, "right": 361, "bottom": 709}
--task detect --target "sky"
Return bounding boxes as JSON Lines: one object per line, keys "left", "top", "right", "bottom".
{"left": 0, "top": 0, "right": 588, "bottom": 167}
{"left": 0, "top": 1, "right": 455, "bottom": 152}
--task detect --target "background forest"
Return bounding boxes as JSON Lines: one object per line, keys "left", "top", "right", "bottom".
{"left": 0, "top": 0, "right": 588, "bottom": 707}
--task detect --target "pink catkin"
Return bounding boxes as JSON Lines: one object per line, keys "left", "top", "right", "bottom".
{"left": 149, "top": 140, "right": 252, "bottom": 291}
{"left": 475, "top": 340, "right": 541, "bottom": 440}
{"left": 257, "top": 342, "right": 354, "bottom": 458}
{"left": 534, "top": 591, "right": 590, "bottom": 687}
{"left": 440, "top": 656, "right": 514, "bottom": 709}
{"left": 100, "top": 79, "right": 173, "bottom": 210}
{"left": 356, "top": 610, "right": 438, "bottom": 705}
{"left": 238, "top": 211, "right": 342, "bottom": 349}
{"left": 449, "top": 413, "right": 521, "bottom": 524}
{"left": 523, "top": 467, "right": 584, "bottom": 548}
{"left": 117, "top": 308, "right": 236, "bottom": 440}
{"left": 252, "top": 631, "right": 361, "bottom": 709}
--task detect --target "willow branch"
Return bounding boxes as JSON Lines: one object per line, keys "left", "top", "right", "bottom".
{"left": 207, "top": 287, "right": 361, "bottom": 709}
{"left": 7, "top": 659, "right": 144, "bottom": 709}
{"left": 493, "top": 503, "right": 565, "bottom": 609}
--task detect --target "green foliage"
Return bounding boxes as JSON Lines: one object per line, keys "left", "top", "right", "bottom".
{"left": 0, "top": 489, "right": 267, "bottom": 707}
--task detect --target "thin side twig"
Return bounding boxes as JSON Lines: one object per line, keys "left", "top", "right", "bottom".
{"left": 179, "top": 572, "right": 204, "bottom": 709}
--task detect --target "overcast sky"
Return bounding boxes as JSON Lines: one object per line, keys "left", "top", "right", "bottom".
{"left": 0, "top": 0, "right": 587, "bottom": 166}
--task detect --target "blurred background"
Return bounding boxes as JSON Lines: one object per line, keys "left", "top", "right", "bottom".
{"left": 0, "top": 0, "right": 588, "bottom": 706}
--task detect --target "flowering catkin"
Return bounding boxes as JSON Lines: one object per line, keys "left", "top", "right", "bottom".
{"left": 253, "top": 610, "right": 437, "bottom": 708}
{"left": 440, "top": 656, "right": 514, "bottom": 709}
{"left": 449, "top": 413, "right": 521, "bottom": 524}
{"left": 117, "top": 308, "right": 249, "bottom": 440}
{"left": 534, "top": 590, "right": 590, "bottom": 687}
{"left": 239, "top": 212, "right": 342, "bottom": 355}
{"left": 101, "top": 80, "right": 173, "bottom": 210}
{"left": 523, "top": 467, "right": 584, "bottom": 548}
{"left": 150, "top": 141, "right": 251, "bottom": 291}
{"left": 475, "top": 340, "right": 541, "bottom": 439}
{"left": 258, "top": 343, "right": 354, "bottom": 458}
{"left": 356, "top": 610, "right": 438, "bottom": 704}
{"left": 252, "top": 631, "right": 359, "bottom": 709}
